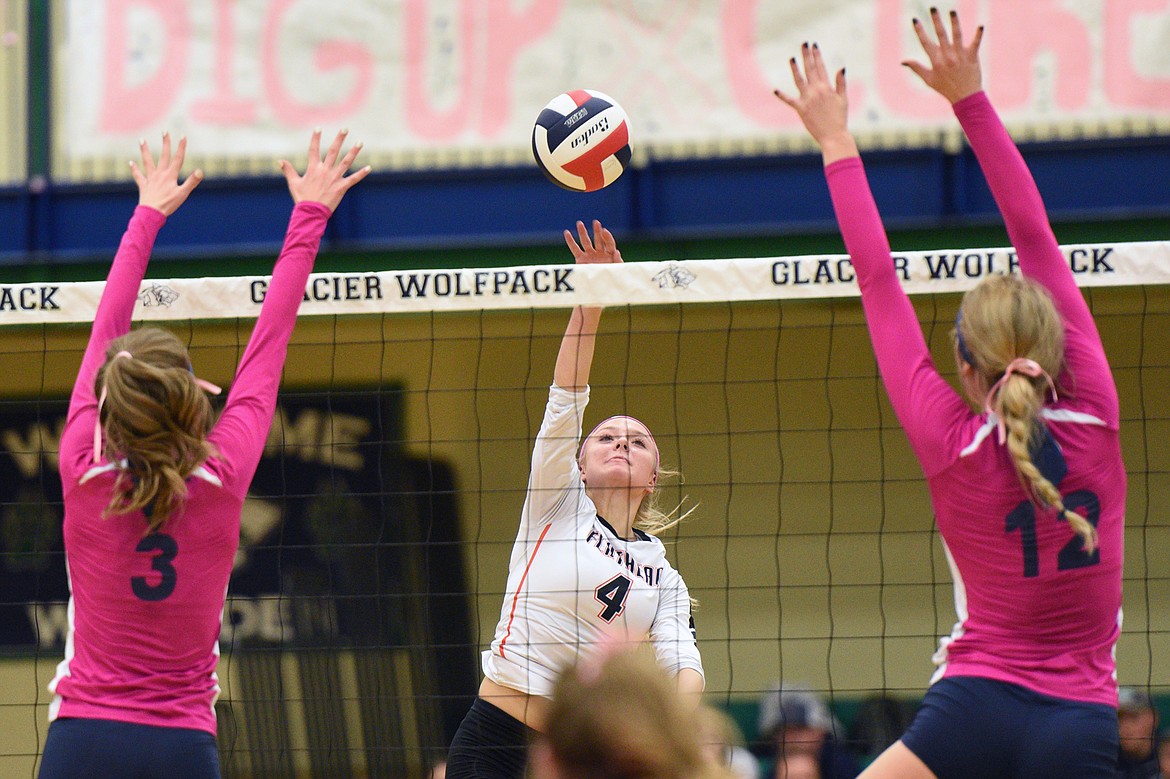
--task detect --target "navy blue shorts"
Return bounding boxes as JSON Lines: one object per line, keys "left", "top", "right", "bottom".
{"left": 900, "top": 676, "right": 1117, "bottom": 779}
{"left": 445, "top": 698, "right": 536, "bottom": 779}
{"left": 38, "top": 717, "right": 220, "bottom": 779}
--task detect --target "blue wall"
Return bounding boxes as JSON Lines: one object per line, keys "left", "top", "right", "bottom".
{"left": 4, "top": 134, "right": 1169, "bottom": 269}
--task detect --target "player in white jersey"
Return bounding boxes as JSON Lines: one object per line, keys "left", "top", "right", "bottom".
{"left": 445, "top": 220, "right": 705, "bottom": 779}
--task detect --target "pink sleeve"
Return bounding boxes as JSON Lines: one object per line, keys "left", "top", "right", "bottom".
{"left": 954, "top": 92, "right": 1118, "bottom": 427}
{"left": 59, "top": 206, "right": 167, "bottom": 485}
{"left": 208, "top": 201, "right": 331, "bottom": 497}
{"left": 825, "top": 158, "right": 969, "bottom": 473}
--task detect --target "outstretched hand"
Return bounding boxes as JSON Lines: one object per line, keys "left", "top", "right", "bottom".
{"left": 564, "top": 220, "right": 623, "bottom": 266}
{"left": 556, "top": 219, "right": 615, "bottom": 387}
{"left": 902, "top": 8, "right": 984, "bottom": 104}
{"left": 772, "top": 43, "right": 857, "bottom": 164}
{"left": 131, "top": 133, "right": 203, "bottom": 217}
{"left": 280, "top": 129, "right": 371, "bottom": 213}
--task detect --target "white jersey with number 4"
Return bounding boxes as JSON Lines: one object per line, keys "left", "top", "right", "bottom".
{"left": 482, "top": 384, "right": 703, "bottom": 698}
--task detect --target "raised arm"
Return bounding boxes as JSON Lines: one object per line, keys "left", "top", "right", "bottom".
{"left": 524, "top": 222, "right": 624, "bottom": 522}
{"left": 904, "top": 11, "right": 1058, "bottom": 264}
{"left": 60, "top": 135, "right": 202, "bottom": 483}
{"left": 553, "top": 220, "right": 621, "bottom": 390}
{"left": 775, "top": 44, "right": 965, "bottom": 469}
{"left": 209, "top": 130, "right": 370, "bottom": 496}
{"left": 554, "top": 305, "right": 602, "bottom": 392}
{"left": 905, "top": 9, "right": 1117, "bottom": 423}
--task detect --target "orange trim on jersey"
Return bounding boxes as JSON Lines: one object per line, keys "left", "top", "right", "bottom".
{"left": 498, "top": 523, "right": 552, "bottom": 659}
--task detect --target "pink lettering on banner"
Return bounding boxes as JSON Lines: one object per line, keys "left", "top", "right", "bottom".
{"left": 403, "top": 0, "right": 479, "bottom": 140}
{"left": 874, "top": 0, "right": 978, "bottom": 120}
{"left": 480, "top": 0, "right": 562, "bottom": 137}
{"left": 720, "top": 0, "right": 799, "bottom": 128}
{"left": 100, "top": 0, "right": 191, "bottom": 133}
{"left": 986, "top": 0, "right": 1090, "bottom": 110}
{"left": 602, "top": 0, "right": 719, "bottom": 118}
{"left": 1105, "top": 0, "right": 1170, "bottom": 108}
{"left": 190, "top": 0, "right": 256, "bottom": 125}
{"left": 262, "top": 0, "right": 375, "bottom": 126}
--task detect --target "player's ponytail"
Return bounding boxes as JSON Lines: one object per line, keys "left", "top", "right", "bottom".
{"left": 956, "top": 275, "right": 1095, "bottom": 553}
{"left": 96, "top": 327, "right": 216, "bottom": 532}
{"left": 995, "top": 370, "right": 1097, "bottom": 553}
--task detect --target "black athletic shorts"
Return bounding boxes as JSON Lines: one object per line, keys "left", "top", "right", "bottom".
{"left": 900, "top": 676, "right": 1117, "bottom": 779}
{"left": 39, "top": 717, "right": 220, "bottom": 779}
{"left": 445, "top": 697, "right": 537, "bottom": 779}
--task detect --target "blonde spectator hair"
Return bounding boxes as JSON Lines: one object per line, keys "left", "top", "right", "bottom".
{"left": 696, "top": 705, "right": 753, "bottom": 774}
{"left": 955, "top": 275, "right": 1095, "bottom": 552}
{"left": 541, "top": 647, "right": 735, "bottom": 779}
{"left": 95, "top": 327, "right": 216, "bottom": 532}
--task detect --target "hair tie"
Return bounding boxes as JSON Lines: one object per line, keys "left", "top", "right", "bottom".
{"left": 984, "top": 357, "right": 1058, "bottom": 444}
{"left": 193, "top": 377, "right": 222, "bottom": 396}
{"left": 954, "top": 310, "right": 976, "bottom": 367}
{"left": 187, "top": 360, "right": 223, "bottom": 397}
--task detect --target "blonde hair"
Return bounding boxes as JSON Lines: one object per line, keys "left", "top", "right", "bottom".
{"left": 635, "top": 464, "right": 696, "bottom": 537}
{"left": 697, "top": 705, "right": 747, "bottom": 750}
{"left": 956, "top": 275, "right": 1095, "bottom": 552}
{"left": 696, "top": 705, "right": 751, "bottom": 773}
{"left": 543, "top": 647, "right": 736, "bottom": 779}
{"left": 95, "top": 327, "right": 215, "bottom": 532}
{"left": 577, "top": 419, "right": 694, "bottom": 537}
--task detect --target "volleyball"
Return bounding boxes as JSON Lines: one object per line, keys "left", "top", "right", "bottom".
{"left": 531, "top": 89, "right": 631, "bottom": 192}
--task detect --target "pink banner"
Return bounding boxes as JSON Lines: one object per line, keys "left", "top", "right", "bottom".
{"left": 60, "top": 0, "right": 1170, "bottom": 174}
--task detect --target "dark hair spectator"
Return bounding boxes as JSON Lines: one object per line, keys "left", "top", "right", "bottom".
{"left": 756, "top": 685, "right": 860, "bottom": 779}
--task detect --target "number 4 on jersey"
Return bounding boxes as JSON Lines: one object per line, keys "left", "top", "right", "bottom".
{"left": 595, "top": 574, "right": 632, "bottom": 622}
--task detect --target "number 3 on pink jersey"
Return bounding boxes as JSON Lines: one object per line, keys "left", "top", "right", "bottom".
{"left": 132, "top": 533, "right": 178, "bottom": 601}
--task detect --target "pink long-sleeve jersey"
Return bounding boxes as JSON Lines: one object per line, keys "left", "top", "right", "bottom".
{"left": 50, "top": 201, "right": 330, "bottom": 734}
{"left": 825, "top": 92, "right": 1124, "bottom": 707}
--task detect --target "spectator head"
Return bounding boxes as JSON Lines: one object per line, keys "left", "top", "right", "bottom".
{"left": 531, "top": 646, "right": 736, "bottom": 779}
{"left": 1118, "top": 687, "right": 1158, "bottom": 760}
{"left": 758, "top": 685, "right": 837, "bottom": 758}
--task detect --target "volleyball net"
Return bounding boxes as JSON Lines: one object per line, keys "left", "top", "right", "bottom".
{"left": 0, "top": 240, "right": 1167, "bottom": 777}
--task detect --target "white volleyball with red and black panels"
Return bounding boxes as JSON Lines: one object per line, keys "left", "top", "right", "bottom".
{"left": 531, "top": 89, "right": 631, "bottom": 192}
